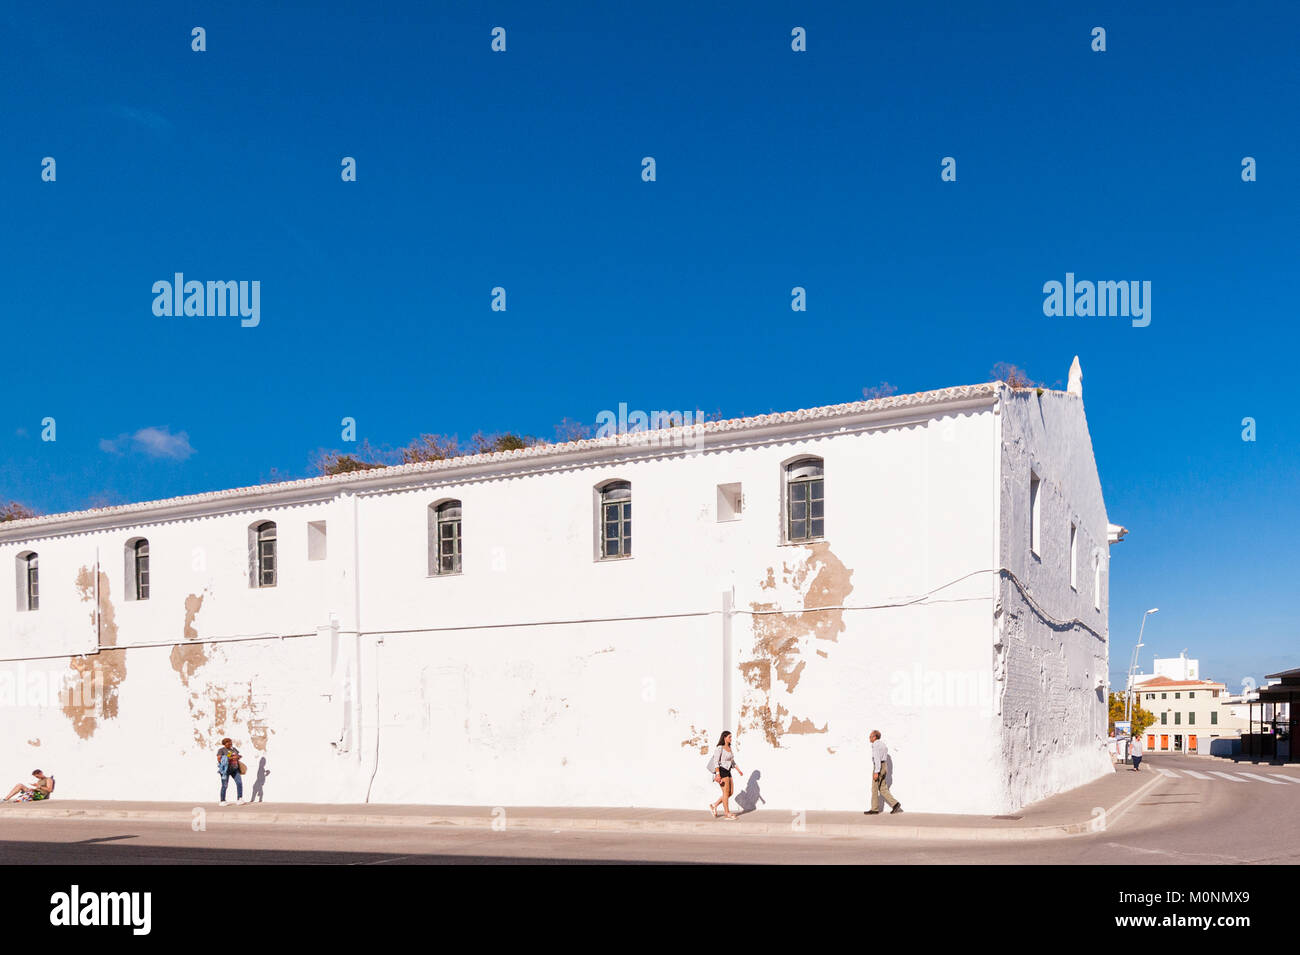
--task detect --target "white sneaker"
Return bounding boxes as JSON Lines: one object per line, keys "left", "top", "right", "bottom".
{"left": 236, "top": 798, "right": 246, "bottom": 805}
{"left": 219, "top": 801, "right": 228, "bottom": 806}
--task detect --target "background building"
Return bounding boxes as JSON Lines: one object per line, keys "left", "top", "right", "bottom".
{"left": 1133, "top": 675, "right": 1247, "bottom": 755}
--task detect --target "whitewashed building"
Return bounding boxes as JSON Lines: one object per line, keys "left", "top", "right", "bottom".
{"left": 0, "top": 361, "right": 1122, "bottom": 814}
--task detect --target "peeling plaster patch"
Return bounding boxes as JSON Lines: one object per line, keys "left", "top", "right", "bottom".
{"left": 169, "top": 591, "right": 270, "bottom": 752}
{"left": 247, "top": 714, "right": 270, "bottom": 751}
{"left": 680, "top": 723, "right": 710, "bottom": 753}
{"left": 170, "top": 643, "right": 209, "bottom": 687}
{"left": 170, "top": 590, "right": 212, "bottom": 685}
{"left": 64, "top": 569, "right": 127, "bottom": 739}
{"left": 182, "top": 592, "right": 206, "bottom": 641}
{"left": 740, "top": 542, "right": 854, "bottom": 747}
{"left": 786, "top": 716, "right": 828, "bottom": 735}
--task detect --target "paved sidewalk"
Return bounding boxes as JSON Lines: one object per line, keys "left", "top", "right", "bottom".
{"left": 0, "top": 765, "right": 1163, "bottom": 842}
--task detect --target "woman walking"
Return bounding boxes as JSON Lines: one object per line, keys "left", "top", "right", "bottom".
{"left": 707, "top": 731, "right": 743, "bottom": 820}
{"left": 217, "top": 737, "right": 245, "bottom": 806}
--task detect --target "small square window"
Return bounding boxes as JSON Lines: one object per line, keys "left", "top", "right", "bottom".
{"left": 717, "top": 483, "right": 743, "bottom": 522}
{"left": 308, "top": 521, "right": 327, "bottom": 561}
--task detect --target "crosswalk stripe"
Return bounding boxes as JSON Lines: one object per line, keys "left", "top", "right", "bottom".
{"left": 1154, "top": 767, "right": 1178, "bottom": 777}
{"left": 1208, "top": 771, "right": 1249, "bottom": 782}
{"left": 1276, "top": 774, "right": 1300, "bottom": 784}
{"left": 1238, "top": 772, "right": 1287, "bottom": 785}
{"left": 1182, "top": 770, "right": 1214, "bottom": 780}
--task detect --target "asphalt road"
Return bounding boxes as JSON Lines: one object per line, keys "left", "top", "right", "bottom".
{"left": 1, "top": 755, "right": 1294, "bottom": 864}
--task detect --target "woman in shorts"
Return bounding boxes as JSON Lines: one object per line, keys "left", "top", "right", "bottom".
{"left": 707, "top": 731, "right": 743, "bottom": 820}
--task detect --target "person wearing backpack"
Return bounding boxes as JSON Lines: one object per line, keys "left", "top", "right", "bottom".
{"left": 217, "top": 737, "right": 245, "bottom": 806}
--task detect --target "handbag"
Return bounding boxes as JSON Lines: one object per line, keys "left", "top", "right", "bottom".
{"left": 707, "top": 746, "right": 729, "bottom": 786}
{"left": 237, "top": 760, "right": 248, "bottom": 775}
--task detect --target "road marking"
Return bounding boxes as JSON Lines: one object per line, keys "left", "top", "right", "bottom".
{"left": 1153, "top": 767, "right": 1178, "bottom": 777}
{"left": 1238, "top": 772, "right": 1287, "bottom": 785}
{"left": 1182, "top": 770, "right": 1214, "bottom": 780}
{"left": 1275, "top": 775, "right": 1300, "bottom": 784}
{"left": 1208, "top": 772, "right": 1249, "bottom": 782}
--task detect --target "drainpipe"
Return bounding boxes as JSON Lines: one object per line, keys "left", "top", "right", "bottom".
{"left": 721, "top": 588, "right": 733, "bottom": 735}
{"left": 351, "top": 491, "right": 382, "bottom": 803}
{"left": 93, "top": 546, "right": 103, "bottom": 648}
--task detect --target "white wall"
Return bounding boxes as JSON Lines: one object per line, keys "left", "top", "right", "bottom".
{"left": 0, "top": 388, "right": 1111, "bottom": 814}
{"left": 995, "top": 388, "right": 1113, "bottom": 810}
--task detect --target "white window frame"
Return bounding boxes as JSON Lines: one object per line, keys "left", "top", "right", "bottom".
{"left": 250, "top": 521, "right": 277, "bottom": 588}
{"left": 124, "top": 537, "right": 150, "bottom": 601}
{"left": 596, "top": 481, "right": 632, "bottom": 560}
{"left": 428, "top": 500, "right": 463, "bottom": 576}
{"left": 16, "top": 551, "right": 38, "bottom": 612}
{"left": 783, "top": 457, "right": 825, "bottom": 544}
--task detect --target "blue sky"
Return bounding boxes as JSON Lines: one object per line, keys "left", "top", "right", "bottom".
{"left": 2, "top": 1, "right": 1296, "bottom": 687}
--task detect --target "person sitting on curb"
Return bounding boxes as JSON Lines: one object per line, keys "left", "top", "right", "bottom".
{"left": 4, "top": 769, "right": 54, "bottom": 802}
{"left": 217, "top": 737, "right": 245, "bottom": 806}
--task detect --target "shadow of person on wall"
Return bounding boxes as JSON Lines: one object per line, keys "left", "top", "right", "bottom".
{"left": 249, "top": 757, "right": 270, "bottom": 803}
{"left": 733, "top": 769, "right": 766, "bottom": 815}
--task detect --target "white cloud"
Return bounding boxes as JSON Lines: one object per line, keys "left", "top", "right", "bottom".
{"left": 100, "top": 426, "right": 195, "bottom": 461}
{"left": 108, "top": 104, "right": 170, "bottom": 130}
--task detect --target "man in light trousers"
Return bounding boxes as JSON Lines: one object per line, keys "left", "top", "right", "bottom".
{"left": 865, "top": 729, "right": 903, "bottom": 815}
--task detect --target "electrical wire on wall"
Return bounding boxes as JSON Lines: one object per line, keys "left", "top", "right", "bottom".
{"left": 0, "top": 564, "right": 1103, "bottom": 664}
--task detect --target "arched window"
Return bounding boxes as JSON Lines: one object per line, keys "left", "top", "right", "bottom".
{"left": 429, "top": 500, "right": 463, "bottom": 576}
{"left": 125, "top": 538, "right": 150, "bottom": 601}
{"left": 785, "top": 458, "right": 824, "bottom": 542}
{"left": 16, "top": 552, "right": 38, "bottom": 612}
{"left": 599, "top": 481, "right": 632, "bottom": 559}
{"left": 251, "top": 521, "right": 277, "bottom": 588}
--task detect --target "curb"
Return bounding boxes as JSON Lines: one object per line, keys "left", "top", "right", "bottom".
{"left": 0, "top": 775, "right": 1166, "bottom": 842}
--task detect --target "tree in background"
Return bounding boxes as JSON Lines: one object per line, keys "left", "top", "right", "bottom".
{"left": 0, "top": 501, "right": 38, "bottom": 522}
{"left": 552, "top": 417, "right": 593, "bottom": 442}
{"left": 310, "top": 409, "right": 729, "bottom": 477}
{"left": 1108, "top": 692, "right": 1155, "bottom": 737}
{"left": 401, "top": 431, "right": 539, "bottom": 464}
{"left": 990, "top": 362, "right": 1042, "bottom": 389}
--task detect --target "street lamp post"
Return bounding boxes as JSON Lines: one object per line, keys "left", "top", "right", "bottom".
{"left": 1125, "top": 608, "right": 1160, "bottom": 725}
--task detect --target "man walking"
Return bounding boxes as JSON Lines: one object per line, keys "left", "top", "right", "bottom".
{"left": 865, "top": 729, "right": 903, "bottom": 815}
{"left": 1130, "top": 733, "right": 1143, "bottom": 772}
